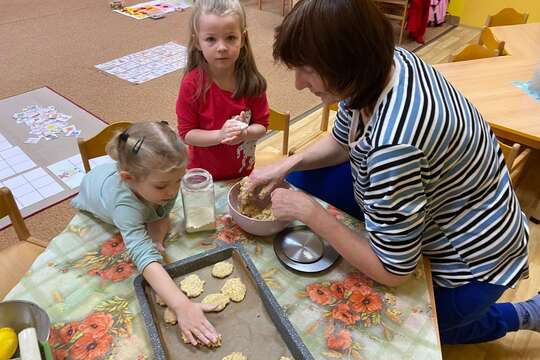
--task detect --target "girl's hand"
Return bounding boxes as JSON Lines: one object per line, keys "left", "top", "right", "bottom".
{"left": 221, "top": 128, "right": 248, "bottom": 145}
{"left": 219, "top": 118, "right": 244, "bottom": 144}
{"left": 271, "top": 188, "right": 322, "bottom": 223}
{"left": 175, "top": 301, "right": 219, "bottom": 346}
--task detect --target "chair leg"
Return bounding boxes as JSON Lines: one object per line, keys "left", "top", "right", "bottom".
{"left": 398, "top": 4, "right": 408, "bottom": 45}
{"left": 259, "top": 0, "right": 262, "bottom": 11}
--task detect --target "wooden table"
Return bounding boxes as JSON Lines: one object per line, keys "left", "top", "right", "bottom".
{"left": 434, "top": 23, "right": 540, "bottom": 150}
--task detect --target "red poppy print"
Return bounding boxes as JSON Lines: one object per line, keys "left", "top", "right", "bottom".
{"left": 100, "top": 234, "right": 125, "bottom": 256}
{"left": 332, "top": 303, "right": 360, "bottom": 325}
{"left": 79, "top": 312, "right": 114, "bottom": 339}
{"left": 349, "top": 288, "right": 383, "bottom": 314}
{"left": 70, "top": 333, "right": 113, "bottom": 360}
{"left": 306, "top": 283, "right": 334, "bottom": 305}
{"left": 327, "top": 329, "right": 352, "bottom": 351}
{"left": 329, "top": 282, "right": 346, "bottom": 299}
{"left": 98, "top": 262, "right": 135, "bottom": 282}
{"left": 58, "top": 321, "right": 79, "bottom": 343}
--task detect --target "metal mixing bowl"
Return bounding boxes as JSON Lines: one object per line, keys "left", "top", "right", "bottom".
{"left": 0, "top": 300, "right": 50, "bottom": 342}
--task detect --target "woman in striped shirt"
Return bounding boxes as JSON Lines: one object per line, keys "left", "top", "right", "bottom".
{"left": 248, "top": 0, "right": 539, "bottom": 345}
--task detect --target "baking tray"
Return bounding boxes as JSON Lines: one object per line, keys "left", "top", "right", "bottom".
{"left": 134, "top": 244, "right": 314, "bottom": 360}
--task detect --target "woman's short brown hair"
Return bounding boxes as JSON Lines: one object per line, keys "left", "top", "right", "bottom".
{"left": 273, "top": 0, "right": 395, "bottom": 112}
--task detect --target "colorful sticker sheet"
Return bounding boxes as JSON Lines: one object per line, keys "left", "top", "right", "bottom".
{"left": 95, "top": 42, "right": 187, "bottom": 84}
{"left": 47, "top": 154, "right": 115, "bottom": 189}
{"left": 12, "top": 105, "right": 81, "bottom": 145}
{"left": 114, "top": 0, "right": 192, "bottom": 20}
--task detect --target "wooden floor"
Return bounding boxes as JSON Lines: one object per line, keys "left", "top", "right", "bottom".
{"left": 255, "top": 33, "right": 540, "bottom": 356}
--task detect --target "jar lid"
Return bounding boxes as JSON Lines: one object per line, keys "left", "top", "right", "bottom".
{"left": 182, "top": 168, "right": 213, "bottom": 190}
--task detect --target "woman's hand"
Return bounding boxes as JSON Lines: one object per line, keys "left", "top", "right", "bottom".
{"left": 248, "top": 161, "right": 291, "bottom": 199}
{"left": 270, "top": 188, "right": 322, "bottom": 223}
{"left": 174, "top": 301, "right": 219, "bottom": 346}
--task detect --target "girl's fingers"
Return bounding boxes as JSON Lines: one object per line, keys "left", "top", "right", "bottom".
{"left": 191, "top": 328, "right": 210, "bottom": 345}
{"left": 202, "top": 319, "right": 217, "bottom": 337}
{"left": 182, "top": 329, "right": 198, "bottom": 346}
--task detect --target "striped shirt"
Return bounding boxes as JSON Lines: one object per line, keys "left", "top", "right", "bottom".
{"left": 332, "top": 48, "right": 529, "bottom": 288}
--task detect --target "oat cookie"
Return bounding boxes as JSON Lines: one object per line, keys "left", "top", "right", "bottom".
{"left": 155, "top": 293, "right": 166, "bottom": 306}
{"left": 180, "top": 274, "right": 205, "bottom": 297}
{"left": 202, "top": 293, "right": 230, "bottom": 312}
{"left": 222, "top": 352, "right": 247, "bottom": 360}
{"left": 163, "top": 307, "right": 177, "bottom": 324}
{"left": 221, "top": 277, "right": 246, "bottom": 302}
{"left": 212, "top": 261, "right": 234, "bottom": 278}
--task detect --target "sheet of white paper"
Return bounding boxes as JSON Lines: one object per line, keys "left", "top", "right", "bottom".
{"left": 0, "top": 167, "right": 65, "bottom": 210}
{"left": 0, "top": 146, "right": 36, "bottom": 179}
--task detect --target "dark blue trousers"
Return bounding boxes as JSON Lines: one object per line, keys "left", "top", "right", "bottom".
{"left": 286, "top": 162, "right": 520, "bottom": 344}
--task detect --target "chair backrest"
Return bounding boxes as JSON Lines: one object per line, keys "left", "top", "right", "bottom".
{"left": 320, "top": 102, "right": 339, "bottom": 133}
{"left": 486, "top": 8, "right": 529, "bottom": 27}
{"left": 267, "top": 108, "right": 290, "bottom": 155}
{"left": 78, "top": 121, "right": 132, "bottom": 172}
{"left": 479, "top": 27, "right": 506, "bottom": 56}
{"left": 451, "top": 44, "right": 498, "bottom": 62}
{"left": 0, "top": 187, "right": 31, "bottom": 241}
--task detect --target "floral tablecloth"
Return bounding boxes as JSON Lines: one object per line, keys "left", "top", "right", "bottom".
{"left": 6, "top": 181, "right": 441, "bottom": 360}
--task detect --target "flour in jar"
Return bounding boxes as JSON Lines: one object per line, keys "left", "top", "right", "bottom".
{"left": 185, "top": 207, "right": 216, "bottom": 233}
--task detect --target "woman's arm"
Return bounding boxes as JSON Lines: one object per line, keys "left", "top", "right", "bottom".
{"left": 249, "top": 135, "right": 349, "bottom": 192}
{"left": 143, "top": 262, "right": 219, "bottom": 345}
{"left": 271, "top": 189, "right": 409, "bottom": 287}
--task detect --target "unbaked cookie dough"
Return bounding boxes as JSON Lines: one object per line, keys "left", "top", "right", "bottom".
{"left": 202, "top": 293, "right": 230, "bottom": 312}
{"left": 155, "top": 293, "right": 166, "bottom": 306}
{"left": 238, "top": 178, "right": 275, "bottom": 220}
{"left": 163, "top": 307, "right": 177, "bottom": 325}
{"left": 221, "top": 277, "right": 246, "bottom": 302}
{"left": 180, "top": 274, "right": 205, "bottom": 297}
{"left": 212, "top": 261, "right": 234, "bottom": 278}
{"left": 222, "top": 352, "right": 247, "bottom": 360}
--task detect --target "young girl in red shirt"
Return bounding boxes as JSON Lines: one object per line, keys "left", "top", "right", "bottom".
{"left": 176, "top": 0, "right": 269, "bottom": 181}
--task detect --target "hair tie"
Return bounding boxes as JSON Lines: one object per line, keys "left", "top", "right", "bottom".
{"left": 132, "top": 137, "right": 145, "bottom": 154}
{"left": 119, "top": 131, "right": 129, "bottom": 142}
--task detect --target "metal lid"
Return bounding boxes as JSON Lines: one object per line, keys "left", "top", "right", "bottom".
{"left": 274, "top": 226, "right": 341, "bottom": 273}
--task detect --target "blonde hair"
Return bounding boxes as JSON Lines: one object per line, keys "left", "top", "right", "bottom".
{"left": 106, "top": 122, "right": 187, "bottom": 180}
{"left": 185, "top": 0, "right": 267, "bottom": 100}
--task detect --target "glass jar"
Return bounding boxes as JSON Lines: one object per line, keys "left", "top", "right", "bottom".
{"left": 181, "top": 168, "right": 216, "bottom": 233}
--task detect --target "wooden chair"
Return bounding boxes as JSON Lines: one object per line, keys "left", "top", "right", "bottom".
{"left": 256, "top": 108, "right": 291, "bottom": 167}
{"left": 78, "top": 121, "right": 131, "bottom": 172}
{"left": 498, "top": 141, "right": 531, "bottom": 186}
{"left": 486, "top": 8, "right": 529, "bottom": 27}
{"left": 479, "top": 27, "right": 506, "bottom": 56}
{"left": 0, "top": 187, "right": 48, "bottom": 299}
{"left": 373, "top": 0, "right": 409, "bottom": 45}
{"left": 451, "top": 44, "right": 498, "bottom": 62}
{"left": 258, "top": 0, "right": 293, "bottom": 16}
{"left": 288, "top": 102, "right": 338, "bottom": 155}
{"left": 267, "top": 108, "right": 290, "bottom": 156}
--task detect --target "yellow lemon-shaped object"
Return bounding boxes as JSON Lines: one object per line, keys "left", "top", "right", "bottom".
{"left": 0, "top": 327, "right": 18, "bottom": 360}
